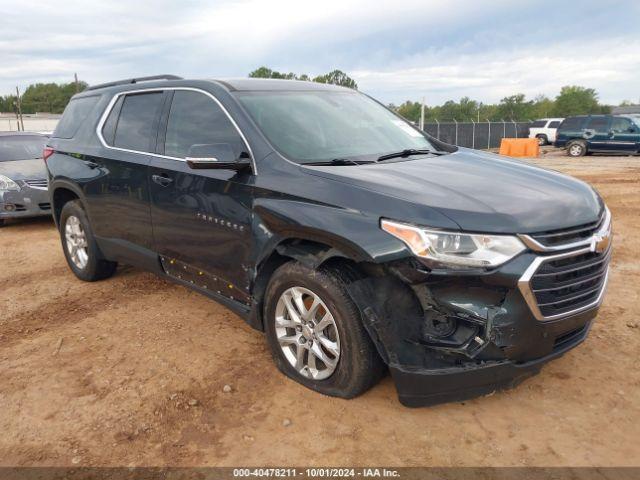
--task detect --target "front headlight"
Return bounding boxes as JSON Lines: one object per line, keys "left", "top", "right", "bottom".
{"left": 381, "top": 219, "right": 525, "bottom": 269}
{"left": 0, "top": 174, "right": 20, "bottom": 192}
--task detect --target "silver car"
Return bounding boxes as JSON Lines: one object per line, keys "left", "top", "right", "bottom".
{"left": 0, "top": 132, "right": 51, "bottom": 226}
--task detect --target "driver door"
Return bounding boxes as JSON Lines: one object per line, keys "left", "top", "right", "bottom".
{"left": 149, "top": 90, "right": 255, "bottom": 304}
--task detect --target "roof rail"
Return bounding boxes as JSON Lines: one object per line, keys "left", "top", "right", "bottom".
{"left": 86, "top": 75, "right": 183, "bottom": 91}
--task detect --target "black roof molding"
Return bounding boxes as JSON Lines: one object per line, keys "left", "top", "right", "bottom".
{"left": 86, "top": 75, "right": 183, "bottom": 91}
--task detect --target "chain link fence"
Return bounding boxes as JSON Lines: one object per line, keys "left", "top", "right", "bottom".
{"left": 423, "top": 121, "right": 531, "bottom": 149}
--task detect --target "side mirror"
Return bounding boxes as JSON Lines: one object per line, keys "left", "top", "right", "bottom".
{"left": 186, "top": 143, "right": 251, "bottom": 171}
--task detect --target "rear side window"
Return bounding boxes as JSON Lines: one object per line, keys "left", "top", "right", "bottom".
{"left": 558, "top": 117, "right": 584, "bottom": 131}
{"left": 585, "top": 117, "right": 609, "bottom": 132}
{"left": 101, "top": 96, "right": 124, "bottom": 145}
{"left": 164, "top": 90, "right": 246, "bottom": 158}
{"left": 112, "top": 92, "right": 164, "bottom": 152}
{"left": 530, "top": 120, "right": 547, "bottom": 128}
{"left": 548, "top": 121, "right": 561, "bottom": 128}
{"left": 53, "top": 96, "right": 100, "bottom": 139}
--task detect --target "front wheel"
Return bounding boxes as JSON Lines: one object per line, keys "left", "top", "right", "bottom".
{"left": 59, "top": 200, "right": 117, "bottom": 281}
{"left": 536, "top": 134, "right": 548, "bottom": 146}
{"left": 264, "top": 261, "right": 385, "bottom": 399}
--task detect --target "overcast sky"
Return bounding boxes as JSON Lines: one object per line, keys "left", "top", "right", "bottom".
{"left": 2, "top": 0, "right": 639, "bottom": 106}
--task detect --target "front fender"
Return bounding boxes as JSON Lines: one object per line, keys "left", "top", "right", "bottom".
{"left": 253, "top": 198, "right": 410, "bottom": 266}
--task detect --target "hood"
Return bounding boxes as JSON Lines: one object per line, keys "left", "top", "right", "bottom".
{"left": 0, "top": 158, "right": 47, "bottom": 181}
{"left": 303, "top": 148, "right": 602, "bottom": 234}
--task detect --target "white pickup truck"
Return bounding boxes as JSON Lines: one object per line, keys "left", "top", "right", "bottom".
{"left": 529, "top": 118, "right": 564, "bottom": 145}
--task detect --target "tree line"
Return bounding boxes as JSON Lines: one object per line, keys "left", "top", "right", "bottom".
{"left": 392, "top": 86, "right": 612, "bottom": 123}
{"left": 0, "top": 68, "right": 622, "bottom": 123}
{"left": 0, "top": 80, "right": 88, "bottom": 114}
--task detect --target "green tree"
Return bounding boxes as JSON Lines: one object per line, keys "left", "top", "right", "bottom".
{"left": 395, "top": 101, "right": 422, "bottom": 122}
{"left": 249, "top": 66, "right": 306, "bottom": 80}
{"left": 312, "top": 70, "right": 358, "bottom": 89}
{"left": 552, "top": 86, "right": 601, "bottom": 117}
{"left": 496, "top": 94, "right": 534, "bottom": 120}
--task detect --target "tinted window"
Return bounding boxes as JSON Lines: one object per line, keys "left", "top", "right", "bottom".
{"left": 101, "top": 96, "right": 124, "bottom": 145}
{"left": 164, "top": 91, "right": 246, "bottom": 158}
{"left": 559, "top": 117, "right": 584, "bottom": 131}
{"left": 113, "top": 92, "right": 164, "bottom": 152}
{"left": 585, "top": 117, "right": 609, "bottom": 132}
{"left": 548, "top": 121, "right": 561, "bottom": 128}
{"left": 530, "top": 120, "right": 547, "bottom": 128}
{"left": 53, "top": 96, "right": 100, "bottom": 139}
{"left": 610, "top": 117, "right": 632, "bottom": 133}
{"left": 0, "top": 135, "right": 48, "bottom": 162}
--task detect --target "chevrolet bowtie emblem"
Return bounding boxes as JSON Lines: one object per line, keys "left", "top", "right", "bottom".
{"left": 590, "top": 231, "right": 611, "bottom": 253}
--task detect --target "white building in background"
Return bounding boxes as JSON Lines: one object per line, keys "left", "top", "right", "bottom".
{"left": 0, "top": 112, "right": 61, "bottom": 133}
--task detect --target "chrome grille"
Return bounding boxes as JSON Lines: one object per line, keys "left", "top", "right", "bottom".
{"left": 519, "top": 246, "right": 611, "bottom": 321}
{"left": 530, "top": 213, "right": 605, "bottom": 247}
{"left": 24, "top": 179, "right": 48, "bottom": 190}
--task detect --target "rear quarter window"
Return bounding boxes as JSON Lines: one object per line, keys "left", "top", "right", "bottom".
{"left": 558, "top": 117, "right": 584, "bottom": 131}
{"left": 548, "top": 121, "right": 561, "bottom": 128}
{"left": 53, "top": 95, "right": 100, "bottom": 139}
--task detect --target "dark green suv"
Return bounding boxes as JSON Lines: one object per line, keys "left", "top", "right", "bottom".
{"left": 555, "top": 114, "right": 640, "bottom": 156}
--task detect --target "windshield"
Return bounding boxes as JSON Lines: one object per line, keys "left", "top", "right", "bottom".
{"left": 0, "top": 135, "right": 47, "bottom": 162}
{"left": 235, "top": 90, "right": 435, "bottom": 163}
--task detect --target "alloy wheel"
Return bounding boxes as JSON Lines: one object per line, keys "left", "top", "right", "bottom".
{"left": 274, "top": 286, "right": 341, "bottom": 380}
{"left": 65, "top": 215, "right": 89, "bottom": 269}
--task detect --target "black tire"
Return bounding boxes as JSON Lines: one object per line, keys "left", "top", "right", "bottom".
{"left": 0, "top": 219, "right": 5, "bottom": 227}
{"left": 264, "top": 261, "right": 386, "bottom": 399}
{"left": 536, "top": 134, "right": 548, "bottom": 146}
{"left": 567, "top": 140, "right": 587, "bottom": 157}
{"left": 59, "top": 200, "right": 117, "bottom": 281}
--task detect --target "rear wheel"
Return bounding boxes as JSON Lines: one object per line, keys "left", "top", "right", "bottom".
{"left": 59, "top": 200, "right": 117, "bottom": 281}
{"left": 567, "top": 140, "right": 587, "bottom": 157}
{"left": 536, "top": 134, "right": 548, "bottom": 146}
{"left": 264, "top": 261, "right": 385, "bottom": 399}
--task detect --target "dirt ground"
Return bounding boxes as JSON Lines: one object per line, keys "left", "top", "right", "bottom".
{"left": 1, "top": 153, "right": 639, "bottom": 467}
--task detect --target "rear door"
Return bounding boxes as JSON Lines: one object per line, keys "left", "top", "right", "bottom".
{"left": 90, "top": 91, "right": 167, "bottom": 253}
{"left": 608, "top": 117, "right": 639, "bottom": 152}
{"left": 149, "top": 89, "right": 255, "bottom": 304}
{"left": 583, "top": 116, "right": 610, "bottom": 150}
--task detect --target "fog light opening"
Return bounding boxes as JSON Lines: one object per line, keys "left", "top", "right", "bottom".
{"left": 4, "top": 204, "right": 16, "bottom": 212}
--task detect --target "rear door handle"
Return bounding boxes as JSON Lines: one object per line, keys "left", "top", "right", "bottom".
{"left": 151, "top": 174, "right": 173, "bottom": 187}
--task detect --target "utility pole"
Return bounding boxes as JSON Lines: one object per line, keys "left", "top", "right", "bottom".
{"left": 420, "top": 96, "right": 425, "bottom": 131}
{"left": 74, "top": 73, "right": 79, "bottom": 93}
{"left": 15, "top": 86, "right": 24, "bottom": 132}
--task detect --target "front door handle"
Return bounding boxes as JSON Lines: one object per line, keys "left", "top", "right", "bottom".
{"left": 152, "top": 174, "right": 173, "bottom": 187}
{"left": 84, "top": 160, "right": 99, "bottom": 169}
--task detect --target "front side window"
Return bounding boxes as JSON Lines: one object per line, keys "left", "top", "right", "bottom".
{"left": 113, "top": 92, "right": 164, "bottom": 152}
{"left": 164, "top": 91, "right": 247, "bottom": 159}
{"left": 610, "top": 117, "right": 632, "bottom": 133}
{"left": 235, "top": 90, "right": 435, "bottom": 163}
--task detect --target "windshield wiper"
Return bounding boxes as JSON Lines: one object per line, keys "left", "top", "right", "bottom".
{"left": 376, "top": 148, "right": 444, "bottom": 162}
{"left": 305, "top": 158, "right": 374, "bottom": 166}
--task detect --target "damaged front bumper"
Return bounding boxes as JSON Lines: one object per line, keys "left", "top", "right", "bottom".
{"left": 0, "top": 182, "right": 51, "bottom": 220}
{"left": 346, "top": 247, "right": 610, "bottom": 407}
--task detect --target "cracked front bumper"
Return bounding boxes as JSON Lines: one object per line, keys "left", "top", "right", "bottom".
{"left": 391, "top": 312, "right": 595, "bottom": 407}
{"left": 0, "top": 185, "right": 52, "bottom": 220}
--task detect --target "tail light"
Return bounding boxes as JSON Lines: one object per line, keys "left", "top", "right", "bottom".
{"left": 43, "top": 147, "right": 54, "bottom": 163}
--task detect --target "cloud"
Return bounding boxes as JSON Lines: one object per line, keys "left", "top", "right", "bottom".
{"left": 1, "top": 0, "right": 639, "bottom": 105}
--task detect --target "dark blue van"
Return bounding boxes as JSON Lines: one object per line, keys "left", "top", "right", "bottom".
{"left": 555, "top": 114, "right": 640, "bottom": 157}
